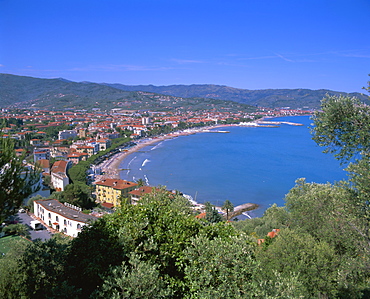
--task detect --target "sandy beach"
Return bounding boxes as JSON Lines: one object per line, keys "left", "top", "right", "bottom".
{"left": 94, "top": 128, "right": 212, "bottom": 182}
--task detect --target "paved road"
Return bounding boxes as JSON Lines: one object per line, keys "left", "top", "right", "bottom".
{"left": 15, "top": 212, "right": 53, "bottom": 241}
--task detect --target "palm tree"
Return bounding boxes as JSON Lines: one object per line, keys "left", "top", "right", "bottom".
{"left": 136, "top": 178, "right": 146, "bottom": 187}
{"left": 222, "top": 200, "right": 234, "bottom": 221}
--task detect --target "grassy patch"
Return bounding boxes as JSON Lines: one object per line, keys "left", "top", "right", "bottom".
{"left": 0, "top": 235, "right": 27, "bottom": 256}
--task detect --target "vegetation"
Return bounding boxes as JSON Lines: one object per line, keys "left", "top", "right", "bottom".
{"left": 0, "top": 137, "right": 40, "bottom": 223}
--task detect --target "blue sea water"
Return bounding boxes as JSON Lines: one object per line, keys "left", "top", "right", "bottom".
{"left": 119, "top": 116, "right": 347, "bottom": 217}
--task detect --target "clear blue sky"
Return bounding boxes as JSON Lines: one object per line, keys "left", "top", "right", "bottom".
{"left": 1, "top": 0, "right": 369, "bottom": 93}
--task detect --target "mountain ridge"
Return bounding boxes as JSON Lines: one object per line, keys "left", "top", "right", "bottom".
{"left": 1, "top": 73, "right": 368, "bottom": 110}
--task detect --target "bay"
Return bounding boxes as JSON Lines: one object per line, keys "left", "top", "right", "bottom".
{"left": 119, "top": 116, "right": 347, "bottom": 217}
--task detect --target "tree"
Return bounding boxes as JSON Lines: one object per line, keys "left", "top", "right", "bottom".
{"left": 2, "top": 223, "right": 30, "bottom": 238}
{"left": 204, "top": 201, "right": 222, "bottom": 223}
{"left": 222, "top": 199, "right": 234, "bottom": 220}
{"left": 0, "top": 137, "right": 40, "bottom": 223}
{"left": 311, "top": 94, "right": 370, "bottom": 163}
{"left": 136, "top": 178, "right": 146, "bottom": 187}
{"left": 255, "top": 228, "right": 341, "bottom": 298}
{"left": 284, "top": 179, "right": 370, "bottom": 296}
{"left": 19, "top": 235, "right": 77, "bottom": 298}
{"left": 61, "top": 183, "right": 94, "bottom": 209}
{"left": 179, "top": 234, "right": 259, "bottom": 298}
{"left": 96, "top": 253, "right": 171, "bottom": 298}
{"left": 0, "top": 238, "right": 29, "bottom": 298}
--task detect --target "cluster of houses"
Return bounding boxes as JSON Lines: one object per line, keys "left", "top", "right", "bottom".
{"left": 33, "top": 179, "right": 159, "bottom": 237}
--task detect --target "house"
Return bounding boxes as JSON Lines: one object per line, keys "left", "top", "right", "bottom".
{"left": 36, "top": 159, "right": 50, "bottom": 175}
{"left": 257, "top": 229, "right": 280, "bottom": 245}
{"left": 58, "top": 129, "right": 77, "bottom": 140}
{"left": 51, "top": 160, "right": 72, "bottom": 191}
{"left": 33, "top": 199, "right": 97, "bottom": 237}
{"left": 33, "top": 148, "right": 51, "bottom": 161}
{"left": 75, "top": 145, "right": 96, "bottom": 157}
{"left": 128, "top": 186, "right": 160, "bottom": 202}
{"left": 67, "top": 152, "right": 88, "bottom": 164}
{"left": 96, "top": 138, "right": 111, "bottom": 151}
{"left": 95, "top": 178, "right": 137, "bottom": 207}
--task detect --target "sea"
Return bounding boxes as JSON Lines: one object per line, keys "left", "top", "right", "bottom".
{"left": 119, "top": 116, "right": 347, "bottom": 217}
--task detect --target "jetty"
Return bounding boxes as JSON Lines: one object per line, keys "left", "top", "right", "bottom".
{"left": 239, "top": 120, "right": 303, "bottom": 127}
{"left": 228, "top": 203, "right": 259, "bottom": 219}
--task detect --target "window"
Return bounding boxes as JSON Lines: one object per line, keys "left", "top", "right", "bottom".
{"left": 56, "top": 216, "right": 59, "bottom": 222}
{"left": 64, "top": 219, "right": 67, "bottom": 225}
{"left": 48, "top": 213, "right": 51, "bottom": 219}
{"left": 77, "top": 223, "right": 81, "bottom": 230}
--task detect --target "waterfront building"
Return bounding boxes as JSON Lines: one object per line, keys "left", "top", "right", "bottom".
{"left": 95, "top": 178, "right": 137, "bottom": 207}
{"left": 34, "top": 199, "right": 97, "bottom": 237}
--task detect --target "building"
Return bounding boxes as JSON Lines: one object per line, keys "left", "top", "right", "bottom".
{"left": 58, "top": 129, "right": 77, "bottom": 140}
{"left": 67, "top": 152, "right": 88, "bottom": 164}
{"left": 75, "top": 145, "right": 97, "bottom": 157}
{"left": 51, "top": 160, "right": 72, "bottom": 191}
{"left": 95, "top": 178, "right": 137, "bottom": 207}
{"left": 33, "top": 199, "right": 97, "bottom": 237}
{"left": 33, "top": 148, "right": 51, "bottom": 161}
{"left": 128, "top": 186, "right": 160, "bottom": 202}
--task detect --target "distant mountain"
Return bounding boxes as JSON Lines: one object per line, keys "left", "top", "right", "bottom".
{"left": 0, "top": 74, "right": 256, "bottom": 113}
{"left": 103, "top": 83, "right": 369, "bottom": 109}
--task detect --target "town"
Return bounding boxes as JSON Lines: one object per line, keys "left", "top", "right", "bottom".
{"left": 1, "top": 105, "right": 311, "bottom": 238}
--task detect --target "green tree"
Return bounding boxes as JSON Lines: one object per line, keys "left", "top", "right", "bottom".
{"left": 284, "top": 179, "right": 370, "bottom": 296}
{"left": 61, "top": 183, "right": 94, "bottom": 209}
{"left": 255, "top": 228, "right": 341, "bottom": 298}
{"left": 311, "top": 94, "right": 370, "bottom": 163}
{"left": 96, "top": 253, "right": 171, "bottom": 298}
{"left": 2, "top": 223, "right": 30, "bottom": 238}
{"left": 0, "top": 137, "right": 40, "bottom": 223}
{"left": 136, "top": 178, "right": 146, "bottom": 187}
{"left": 222, "top": 199, "right": 234, "bottom": 220}
{"left": 27, "top": 194, "right": 44, "bottom": 212}
{"left": 0, "top": 238, "right": 29, "bottom": 298}
{"left": 19, "top": 234, "right": 76, "bottom": 298}
{"left": 204, "top": 201, "right": 222, "bottom": 223}
{"left": 179, "top": 234, "right": 259, "bottom": 298}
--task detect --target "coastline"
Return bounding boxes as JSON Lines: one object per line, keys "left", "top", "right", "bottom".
{"left": 93, "top": 118, "right": 307, "bottom": 213}
{"left": 94, "top": 127, "right": 220, "bottom": 181}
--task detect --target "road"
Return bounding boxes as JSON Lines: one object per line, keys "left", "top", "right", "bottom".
{"left": 15, "top": 212, "right": 53, "bottom": 241}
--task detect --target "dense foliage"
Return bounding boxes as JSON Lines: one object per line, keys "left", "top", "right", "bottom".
{"left": 0, "top": 137, "right": 40, "bottom": 223}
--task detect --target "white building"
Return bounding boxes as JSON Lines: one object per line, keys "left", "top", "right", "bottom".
{"left": 34, "top": 199, "right": 97, "bottom": 237}
{"left": 51, "top": 160, "right": 72, "bottom": 191}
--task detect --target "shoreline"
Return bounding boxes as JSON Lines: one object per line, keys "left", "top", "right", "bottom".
{"left": 94, "top": 127, "right": 223, "bottom": 181}
{"left": 93, "top": 118, "right": 306, "bottom": 213}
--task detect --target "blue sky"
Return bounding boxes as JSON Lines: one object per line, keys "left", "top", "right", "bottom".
{"left": 1, "top": 0, "right": 369, "bottom": 93}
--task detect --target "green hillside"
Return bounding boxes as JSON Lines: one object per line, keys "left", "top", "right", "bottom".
{"left": 105, "top": 83, "right": 370, "bottom": 109}
{"left": 0, "top": 74, "right": 256, "bottom": 113}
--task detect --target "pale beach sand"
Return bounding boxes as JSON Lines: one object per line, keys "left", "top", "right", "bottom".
{"left": 94, "top": 129, "right": 208, "bottom": 181}
{"left": 94, "top": 126, "right": 259, "bottom": 214}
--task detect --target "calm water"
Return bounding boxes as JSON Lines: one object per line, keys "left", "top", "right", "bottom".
{"left": 119, "top": 116, "right": 347, "bottom": 217}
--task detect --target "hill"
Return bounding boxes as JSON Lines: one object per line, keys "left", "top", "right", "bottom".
{"left": 104, "top": 83, "right": 369, "bottom": 109}
{"left": 0, "top": 74, "right": 256, "bottom": 113}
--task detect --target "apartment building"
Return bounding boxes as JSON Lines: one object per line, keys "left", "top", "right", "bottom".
{"left": 95, "top": 178, "right": 137, "bottom": 207}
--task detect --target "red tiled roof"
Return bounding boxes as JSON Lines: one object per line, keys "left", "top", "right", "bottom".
{"left": 95, "top": 178, "right": 137, "bottom": 190}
